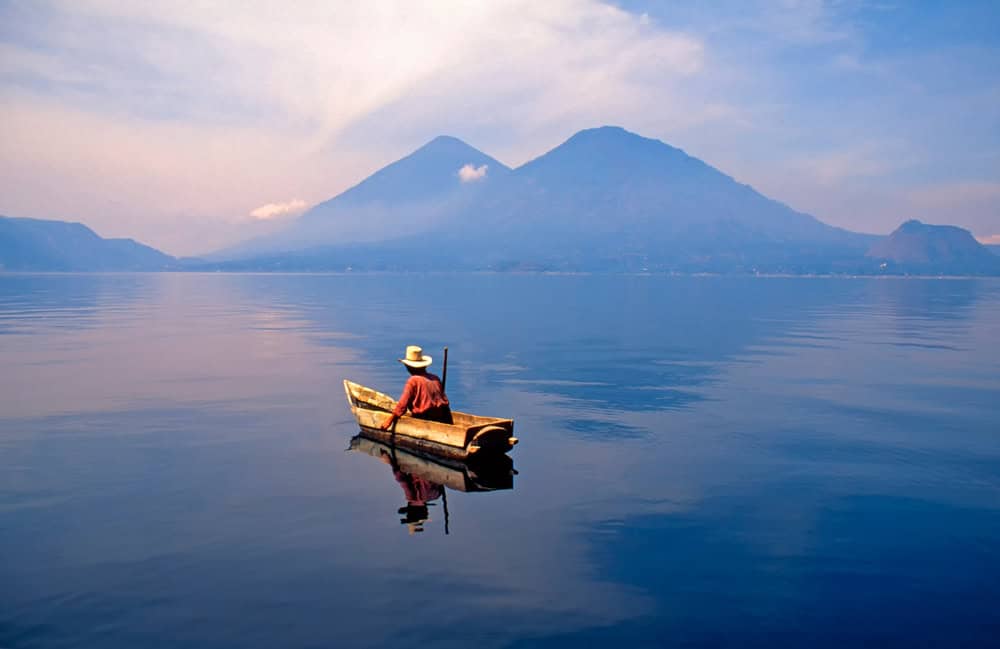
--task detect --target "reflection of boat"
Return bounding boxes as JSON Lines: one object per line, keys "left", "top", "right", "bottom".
{"left": 350, "top": 434, "right": 516, "bottom": 535}
{"left": 344, "top": 380, "right": 518, "bottom": 461}
{"left": 349, "top": 435, "right": 516, "bottom": 492}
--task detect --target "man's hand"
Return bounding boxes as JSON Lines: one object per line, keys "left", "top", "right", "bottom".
{"left": 379, "top": 414, "right": 396, "bottom": 431}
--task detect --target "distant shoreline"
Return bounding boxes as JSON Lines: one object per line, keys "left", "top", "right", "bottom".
{"left": 3, "top": 270, "right": 998, "bottom": 280}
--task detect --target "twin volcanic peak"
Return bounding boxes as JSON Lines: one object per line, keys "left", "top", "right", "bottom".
{"left": 223, "top": 126, "right": 876, "bottom": 271}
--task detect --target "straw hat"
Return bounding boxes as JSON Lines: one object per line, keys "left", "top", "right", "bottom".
{"left": 399, "top": 345, "right": 432, "bottom": 369}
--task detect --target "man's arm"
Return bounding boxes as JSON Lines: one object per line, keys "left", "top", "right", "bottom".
{"left": 380, "top": 379, "right": 414, "bottom": 430}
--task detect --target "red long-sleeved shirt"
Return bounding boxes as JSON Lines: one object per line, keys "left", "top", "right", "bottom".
{"left": 391, "top": 373, "right": 450, "bottom": 417}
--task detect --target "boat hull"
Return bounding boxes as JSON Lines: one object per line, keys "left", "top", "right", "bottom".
{"left": 355, "top": 425, "right": 473, "bottom": 462}
{"left": 344, "top": 380, "right": 517, "bottom": 459}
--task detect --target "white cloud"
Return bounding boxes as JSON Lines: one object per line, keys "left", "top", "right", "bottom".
{"left": 250, "top": 199, "right": 308, "bottom": 220}
{"left": 21, "top": 1, "right": 705, "bottom": 145}
{"left": 794, "top": 143, "right": 911, "bottom": 187}
{"left": 457, "top": 164, "right": 488, "bottom": 183}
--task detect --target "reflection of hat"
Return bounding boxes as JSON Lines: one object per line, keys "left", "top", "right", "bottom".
{"left": 399, "top": 504, "right": 430, "bottom": 534}
{"left": 399, "top": 345, "right": 432, "bottom": 369}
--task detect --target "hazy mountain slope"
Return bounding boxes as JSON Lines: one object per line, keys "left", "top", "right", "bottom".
{"left": 0, "top": 216, "right": 174, "bottom": 271}
{"left": 220, "top": 136, "right": 511, "bottom": 259}
{"left": 502, "top": 126, "right": 842, "bottom": 241}
{"left": 867, "top": 220, "right": 1000, "bottom": 274}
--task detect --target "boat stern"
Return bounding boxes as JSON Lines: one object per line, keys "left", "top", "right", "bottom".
{"left": 468, "top": 425, "right": 518, "bottom": 455}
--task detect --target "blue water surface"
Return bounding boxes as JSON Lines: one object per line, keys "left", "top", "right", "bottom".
{"left": 1, "top": 274, "right": 998, "bottom": 648}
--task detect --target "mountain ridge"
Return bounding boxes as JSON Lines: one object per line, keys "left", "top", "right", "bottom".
{"left": 0, "top": 215, "right": 174, "bottom": 271}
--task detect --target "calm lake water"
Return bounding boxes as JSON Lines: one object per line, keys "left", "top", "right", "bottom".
{"left": 1, "top": 273, "right": 999, "bottom": 648}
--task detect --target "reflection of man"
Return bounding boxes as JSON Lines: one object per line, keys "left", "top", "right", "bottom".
{"left": 380, "top": 345, "right": 452, "bottom": 430}
{"left": 378, "top": 449, "right": 443, "bottom": 534}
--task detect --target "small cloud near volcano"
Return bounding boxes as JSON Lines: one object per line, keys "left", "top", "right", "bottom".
{"left": 250, "top": 199, "right": 308, "bottom": 220}
{"left": 458, "top": 163, "right": 488, "bottom": 182}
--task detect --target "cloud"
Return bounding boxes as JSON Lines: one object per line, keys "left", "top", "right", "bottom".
{"left": 977, "top": 234, "right": 1000, "bottom": 245}
{"left": 904, "top": 182, "right": 1000, "bottom": 236}
{"left": 4, "top": 1, "right": 705, "bottom": 144}
{"left": 804, "top": 151, "right": 898, "bottom": 186}
{"left": 458, "top": 164, "right": 488, "bottom": 183}
{"left": 906, "top": 181, "right": 1000, "bottom": 209}
{"left": 250, "top": 199, "right": 308, "bottom": 220}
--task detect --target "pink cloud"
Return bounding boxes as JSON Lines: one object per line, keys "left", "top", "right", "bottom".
{"left": 250, "top": 199, "right": 308, "bottom": 220}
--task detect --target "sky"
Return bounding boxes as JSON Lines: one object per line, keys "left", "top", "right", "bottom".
{"left": 1, "top": 0, "right": 998, "bottom": 256}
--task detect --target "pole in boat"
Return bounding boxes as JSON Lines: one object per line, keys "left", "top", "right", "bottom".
{"left": 441, "top": 345, "right": 451, "bottom": 536}
{"left": 441, "top": 346, "right": 449, "bottom": 392}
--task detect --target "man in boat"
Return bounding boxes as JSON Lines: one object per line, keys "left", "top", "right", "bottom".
{"left": 379, "top": 345, "right": 453, "bottom": 430}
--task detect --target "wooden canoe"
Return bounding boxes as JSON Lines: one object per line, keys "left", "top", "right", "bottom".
{"left": 343, "top": 379, "right": 518, "bottom": 461}
{"left": 349, "top": 435, "right": 515, "bottom": 492}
